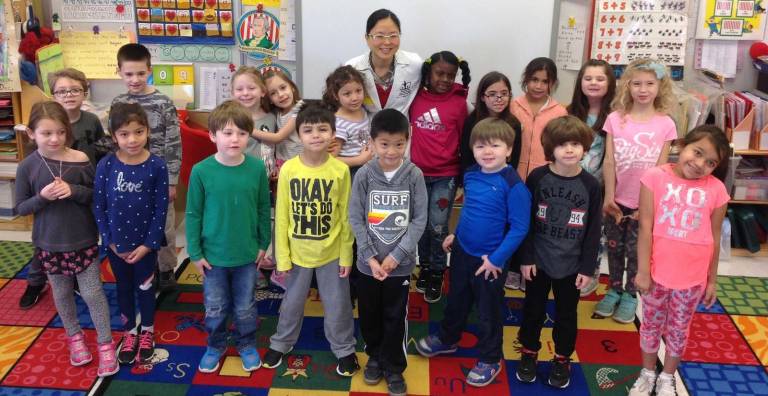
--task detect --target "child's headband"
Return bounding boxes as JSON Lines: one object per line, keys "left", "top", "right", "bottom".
{"left": 637, "top": 61, "right": 666, "bottom": 80}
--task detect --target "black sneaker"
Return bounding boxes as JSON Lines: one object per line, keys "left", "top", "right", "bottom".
{"left": 118, "top": 332, "right": 138, "bottom": 364}
{"left": 385, "top": 371, "right": 407, "bottom": 396}
{"left": 516, "top": 349, "right": 538, "bottom": 383}
{"left": 19, "top": 283, "right": 47, "bottom": 310}
{"left": 158, "top": 270, "right": 177, "bottom": 292}
{"left": 336, "top": 353, "right": 360, "bottom": 377}
{"left": 548, "top": 356, "right": 571, "bottom": 388}
{"left": 262, "top": 348, "right": 286, "bottom": 369}
{"left": 415, "top": 267, "right": 430, "bottom": 293}
{"left": 363, "top": 359, "right": 383, "bottom": 385}
{"left": 137, "top": 330, "right": 155, "bottom": 362}
{"left": 424, "top": 271, "right": 444, "bottom": 303}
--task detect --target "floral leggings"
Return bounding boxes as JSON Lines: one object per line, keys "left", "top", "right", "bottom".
{"left": 639, "top": 281, "right": 705, "bottom": 357}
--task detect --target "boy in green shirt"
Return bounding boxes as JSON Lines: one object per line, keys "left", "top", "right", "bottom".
{"left": 186, "top": 100, "right": 271, "bottom": 373}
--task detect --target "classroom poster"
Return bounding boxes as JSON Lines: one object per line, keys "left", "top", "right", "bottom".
{"left": 135, "top": 0, "right": 235, "bottom": 45}
{"left": 36, "top": 44, "right": 65, "bottom": 95}
{"left": 696, "top": 0, "right": 768, "bottom": 39}
{"left": 591, "top": 0, "right": 689, "bottom": 65}
{"left": 60, "top": 0, "right": 135, "bottom": 23}
{"left": 237, "top": 9, "right": 280, "bottom": 60}
{"left": 59, "top": 31, "right": 133, "bottom": 79}
{"left": 146, "top": 44, "right": 231, "bottom": 62}
{"left": 151, "top": 63, "right": 195, "bottom": 109}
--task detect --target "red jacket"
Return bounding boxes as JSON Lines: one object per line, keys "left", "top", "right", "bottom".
{"left": 409, "top": 83, "right": 468, "bottom": 177}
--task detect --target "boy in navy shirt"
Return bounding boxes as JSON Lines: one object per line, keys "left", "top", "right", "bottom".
{"left": 415, "top": 118, "right": 530, "bottom": 387}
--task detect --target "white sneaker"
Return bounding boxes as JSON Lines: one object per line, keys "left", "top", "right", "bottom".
{"left": 654, "top": 373, "right": 677, "bottom": 396}
{"left": 504, "top": 272, "right": 521, "bottom": 290}
{"left": 628, "top": 368, "right": 657, "bottom": 396}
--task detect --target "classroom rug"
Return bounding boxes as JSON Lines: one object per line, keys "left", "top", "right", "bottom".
{"left": 0, "top": 245, "right": 765, "bottom": 395}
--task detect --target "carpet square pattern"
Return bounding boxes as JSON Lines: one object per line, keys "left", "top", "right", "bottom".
{"left": 0, "top": 241, "right": 764, "bottom": 395}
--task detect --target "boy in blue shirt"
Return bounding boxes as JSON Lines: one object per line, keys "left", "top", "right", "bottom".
{"left": 415, "top": 118, "right": 531, "bottom": 387}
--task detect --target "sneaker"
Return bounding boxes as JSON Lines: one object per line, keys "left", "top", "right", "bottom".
{"left": 414, "top": 334, "right": 457, "bottom": 357}
{"left": 515, "top": 349, "right": 538, "bottom": 383}
{"left": 117, "top": 332, "right": 138, "bottom": 364}
{"left": 198, "top": 347, "right": 224, "bottom": 373}
{"left": 628, "top": 368, "right": 658, "bottom": 396}
{"left": 466, "top": 360, "right": 503, "bottom": 387}
{"left": 262, "top": 347, "right": 288, "bottom": 369}
{"left": 505, "top": 272, "right": 521, "bottom": 290}
{"left": 547, "top": 356, "right": 572, "bottom": 388}
{"left": 137, "top": 330, "right": 155, "bottom": 362}
{"left": 415, "top": 267, "right": 430, "bottom": 293}
{"left": 654, "top": 373, "right": 677, "bottom": 396}
{"left": 594, "top": 288, "right": 621, "bottom": 317}
{"left": 97, "top": 342, "right": 119, "bottom": 377}
{"left": 158, "top": 270, "right": 177, "bottom": 292}
{"left": 239, "top": 346, "right": 262, "bottom": 371}
{"left": 579, "top": 276, "right": 599, "bottom": 297}
{"left": 19, "top": 283, "right": 47, "bottom": 310}
{"left": 424, "top": 271, "right": 444, "bottom": 303}
{"left": 67, "top": 332, "right": 92, "bottom": 366}
{"left": 363, "top": 359, "right": 383, "bottom": 385}
{"left": 336, "top": 353, "right": 360, "bottom": 377}
{"left": 613, "top": 292, "right": 638, "bottom": 324}
{"left": 385, "top": 371, "right": 407, "bottom": 396}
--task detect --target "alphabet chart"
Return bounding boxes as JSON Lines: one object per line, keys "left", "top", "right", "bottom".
{"left": 590, "top": 0, "right": 689, "bottom": 65}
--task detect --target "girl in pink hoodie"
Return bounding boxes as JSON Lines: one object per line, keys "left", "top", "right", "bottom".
{"left": 409, "top": 50, "right": 470, "bottom": 304}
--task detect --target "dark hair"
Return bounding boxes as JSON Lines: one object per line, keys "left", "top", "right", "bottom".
{"left": 109, "top": 102, "right": 149, "bottom": 135}
{"left": 208, "top": 100, "right": 254, "bottom": 135}
{"left": 117, "top": 43, "right": 151, "bottom": 68}
{"left": 541, "top": 115, "right": 594, "bottom": 163}
{"left": 521, "top": 57, "right": 558, "bottom": 92}
{"left": 322, "top": 65, "right": 368, "bottom": 111}
{"left": 567, "top": 59, "right": 616, "bottom": 136}
{"left": 366, "top": 9, "right": 401, "bottom": 34}
{"left": 370, "top": 108, "right": 409, "bottom": 140}
{"left": 470, "top": 118, "right": 515, "bottom": 148}
{"left": 28, "top": 101, "right": 74, "bottom": 146}
{"left": 296, "top": 100, "right": 336, "bottom": 131}
{"left": 262, "top": 69, "right": 301, "bottom": 108}
{"left": 472, "top": 71, "right": 521, "bottom": 129}
{"left": 678, "top": 125, "right": 731, "bottom": 181}
{"left": 420, "top": 51, "right": 471, "bottom": 91}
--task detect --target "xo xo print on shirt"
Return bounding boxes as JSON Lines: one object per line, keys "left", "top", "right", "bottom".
{"left": 290, "top": 178, "right": 334, "bottom": 240}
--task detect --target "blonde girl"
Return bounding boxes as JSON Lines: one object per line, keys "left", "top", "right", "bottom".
{"left": 231, "top": 66, "right": 277, "bottom": 177}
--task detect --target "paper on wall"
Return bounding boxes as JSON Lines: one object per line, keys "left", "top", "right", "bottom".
{"left": 700, "top": 40, "right": 738, "bottom": 78}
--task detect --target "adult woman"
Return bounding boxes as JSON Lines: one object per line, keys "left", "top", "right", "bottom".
{"left": 346, "top": 9, "right": 421, "bottom": 116}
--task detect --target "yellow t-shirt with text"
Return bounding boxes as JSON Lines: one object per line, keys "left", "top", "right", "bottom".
{"left": 275, "top": 155, "right": 353, "bottom": 271}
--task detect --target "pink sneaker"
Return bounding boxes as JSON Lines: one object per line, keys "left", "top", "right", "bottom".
{"left": 97, "top": 341, "right": 119, "bottom": 377}
{"left": 68, "top": 332, "right": 92, "bottom": 366}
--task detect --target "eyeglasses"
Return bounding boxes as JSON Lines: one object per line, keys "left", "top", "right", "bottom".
{"left": 484, "top": 91, "right": 510, "bottom": 100}
{"left": 52, "top": 88, "right": 84, "bottom": 98}
{"left": 367, "top": 33, "right": 401, "bottom": 42}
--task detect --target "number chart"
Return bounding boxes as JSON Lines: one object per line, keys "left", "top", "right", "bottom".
{"left": 151, "top": 63, "right": 195, "bottom": 109}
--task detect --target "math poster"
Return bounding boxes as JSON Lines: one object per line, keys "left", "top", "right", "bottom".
{"left": 696, "top": 0, "right": 768, "bottom": 39}
{"left": 591, "top": 0, "right": 689, "bottom": 66}
{"left": 135, "top": 0, "right": 235, "bottom": 45}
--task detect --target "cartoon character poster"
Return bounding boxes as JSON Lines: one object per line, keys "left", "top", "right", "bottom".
{"left": 237, "top": 9, "right": 280, "bottom": 60}
{"left": 696, "top": 0, "right": 767, "bottom": 39}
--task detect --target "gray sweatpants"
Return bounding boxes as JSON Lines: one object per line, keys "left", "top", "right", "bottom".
{"left": 48, "top": 262, "right": 113, "bottom": 344}
{"left": 269, "top": 260, "right": 356, "bottom": 358}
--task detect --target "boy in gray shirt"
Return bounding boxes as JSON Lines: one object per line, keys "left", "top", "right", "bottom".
{"left": 349, "top": 109, "right": 427, "bottom": 396}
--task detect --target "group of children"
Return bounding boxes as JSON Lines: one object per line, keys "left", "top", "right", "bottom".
{"left": 15, "top": 39, "right": 731, "bottom": 396}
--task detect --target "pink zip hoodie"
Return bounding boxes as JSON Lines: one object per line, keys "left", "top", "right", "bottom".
{"left": 510, "top": 95, "right": 568, "bottom": 181}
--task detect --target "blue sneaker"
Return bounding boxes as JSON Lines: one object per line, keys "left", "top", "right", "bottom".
{"left": 239, "top": 346, "right": 262, "bottom": 371}
{"left": 613, "top": 292, "right": 638, "bottom": 324}
{"left": 467, "top": 360, "right": 503, "bottom": 387}
{"left": 415, "top": 334, "right": 457, "bottom": 357}
{"left": 594, "top": 288, "right": 621, "bottom": 317}
{"left": 198, "top": 347, "right": 224, "bottom": 373}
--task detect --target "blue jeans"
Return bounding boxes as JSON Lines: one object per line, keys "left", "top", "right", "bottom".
{"left": 418, "top": 176, "right": 457, "bottom": 272}
{"left": 203, "top": 262, "right": 259, "bottom": 351}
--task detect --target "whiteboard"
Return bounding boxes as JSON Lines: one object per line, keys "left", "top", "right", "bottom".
{"left": 298, "top": 0, "right": 557, "bottom": 103}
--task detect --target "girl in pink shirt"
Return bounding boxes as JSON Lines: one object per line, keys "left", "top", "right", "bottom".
{"left": 629, "top": 126, "right": 730, "bottom": 396}
{"left": 595, "top": 59, "right": 678, "bottom": 324}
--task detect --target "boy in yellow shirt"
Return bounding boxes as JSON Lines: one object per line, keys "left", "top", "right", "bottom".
{"left": 262, "top": 101, "right": 359, "bottom": 377}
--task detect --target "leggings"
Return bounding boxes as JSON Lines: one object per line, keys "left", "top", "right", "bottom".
{"left": 48, "top": 262, "right": 113, "bottom": 344}
{"left": 108, "top": 250, "right": 157, "bottom": 330}
{"left": 604, "top": 204, "right": 639, "bottom": 294}
{"left": 639, "top": 281, "right": 704, "bottom": 357}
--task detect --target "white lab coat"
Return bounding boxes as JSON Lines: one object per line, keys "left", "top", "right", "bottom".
{"left": 346, "top": 50, "right": 422, "bottom": 118}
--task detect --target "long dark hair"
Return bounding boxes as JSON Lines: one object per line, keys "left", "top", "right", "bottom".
{"left": 567, "top": 59, "right": 615, "bottom": 135}
{"left": 472, "top": 71, "right": 520, "bottom": 131}
{"left": 678, "top": 125, "right": 731, "bottom": 182}
{"left": 366, "top": 9, "right": 401, "bottom": 34}
{"left": 321, "top": 65, "right": 368, "bottom": 112}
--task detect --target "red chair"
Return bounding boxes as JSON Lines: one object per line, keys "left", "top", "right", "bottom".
{"left": 178, "top": 109, "right": 216, "bottom": 186}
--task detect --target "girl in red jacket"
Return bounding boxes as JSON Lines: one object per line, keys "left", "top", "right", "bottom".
{"left": 409, "top": 51, "right": 470, "bottom": 304}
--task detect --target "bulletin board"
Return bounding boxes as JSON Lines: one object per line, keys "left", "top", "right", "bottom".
{"left": 695, "top": 0, "right": 768, "bottom": 39}
{"left": 590, "top": 0, "right": 689, "bottom": 66}
{"left": 135, "top": 0, "right": 235, "bottom": 45}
